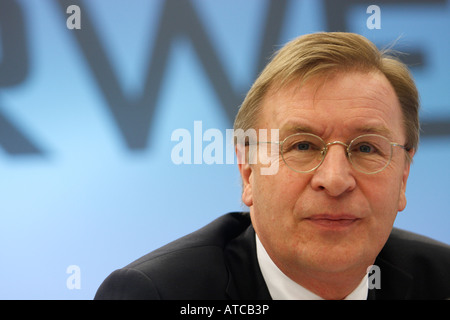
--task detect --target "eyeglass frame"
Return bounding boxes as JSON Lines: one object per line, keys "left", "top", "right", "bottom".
{"left": 248, "top": 132, "right": 410, "bottom": 174}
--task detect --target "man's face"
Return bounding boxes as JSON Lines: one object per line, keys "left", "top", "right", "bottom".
{"left": 239, "top": 71, "right": 413, "bottom": 280}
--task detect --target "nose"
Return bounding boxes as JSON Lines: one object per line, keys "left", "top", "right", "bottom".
{"left": 310, "top": 143, "right": 356, "bottom": 197}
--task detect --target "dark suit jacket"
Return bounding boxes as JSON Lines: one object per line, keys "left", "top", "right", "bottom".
{"left": 94, "top": 212, "right": 450, "bottom": 300}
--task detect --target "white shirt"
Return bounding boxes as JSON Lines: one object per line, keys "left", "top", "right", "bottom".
{"left": 256, "top": 234, "right": 368, "bottom": 300}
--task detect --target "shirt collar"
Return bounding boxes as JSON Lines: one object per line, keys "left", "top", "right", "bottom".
{"left": 255, "top": 233, "right": 368, "bottom": 300}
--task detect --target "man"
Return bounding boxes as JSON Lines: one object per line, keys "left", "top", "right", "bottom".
{"left": 95, "top": 32, "right": 450, "bottom": 300}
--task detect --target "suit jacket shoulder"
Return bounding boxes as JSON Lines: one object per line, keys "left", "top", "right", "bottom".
{"left": 94, "top": 212, "right": 269, "bottom": 300}
{"left": 95, "top": 212, "right": 450, "bottom": 300}
{"left": 373, "top": 228, "right": 450, "bottom": 299}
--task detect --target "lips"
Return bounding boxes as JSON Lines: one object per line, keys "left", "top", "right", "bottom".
{"left": 304, "top": 214, "right": 361, "bottom": 229}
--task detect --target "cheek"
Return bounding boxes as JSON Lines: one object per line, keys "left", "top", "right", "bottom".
{"left": 258, "top": 169, "right": 308, "bottom": 202}
{"left": 251, "top": 169, "right": 310, "bottom": 225}
{"left": 359, "top": 173, "right": 402, "bottom": 228}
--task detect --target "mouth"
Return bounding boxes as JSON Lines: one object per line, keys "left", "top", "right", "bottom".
{"left": 304, "top": 214, "right": 361, "bottom": 230}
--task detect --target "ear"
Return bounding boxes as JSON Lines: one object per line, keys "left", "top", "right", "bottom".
{"left": 236, "top": 144, "right": 254, "bottom": 207}
{"left": 398, "top": 149, "right": 415, "bottom": 212}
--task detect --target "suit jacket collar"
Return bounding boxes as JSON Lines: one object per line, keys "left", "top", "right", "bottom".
{"left": 368, "top": 255, "right": 414, "bottom": 300}
{"left": 224, "top": 224, "right": 272, "bottom": 299}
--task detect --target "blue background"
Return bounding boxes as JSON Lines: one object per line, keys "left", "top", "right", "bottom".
{"left": 0, "top": 0, "right": 449, "bottom": 299}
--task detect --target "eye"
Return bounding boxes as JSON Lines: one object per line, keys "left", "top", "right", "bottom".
{"left": 294, "top": 142, "right": 311, "bottom": 151}
{"left": 358, "top": 144, "right": 373, "bottom": 153}
{"left": 282, "top": 134, "right": 324, "bottom": 155}
{"left": 291, "top": 141, "right": 323, "bottom": 152}
{"left": 349, "top": 135, "right": 391, "bottom": 159}
{"left": 351, "top": 142, "right": 380, "bottom": 155}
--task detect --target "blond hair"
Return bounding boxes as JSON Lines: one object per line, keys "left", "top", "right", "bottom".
{"left": 234, "top": 32, "right": 419, "bottom": 151}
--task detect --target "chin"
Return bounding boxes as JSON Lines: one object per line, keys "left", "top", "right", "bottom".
{"left": 290, "top": 235, "right": 375, "bottom": 274}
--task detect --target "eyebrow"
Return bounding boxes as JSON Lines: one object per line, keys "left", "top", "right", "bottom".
{"left": 279, "top": 123, "right": 316, "bottom": 136}
{"left": 355, "top": 125, "right": 393, "bottom": 140}
{"left": 279, "top": 123, "right": 394, "bottom": 140}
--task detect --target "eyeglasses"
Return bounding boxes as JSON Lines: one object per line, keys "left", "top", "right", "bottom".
{"left": 254, "top": 133, "right": 409, "bottom": 174}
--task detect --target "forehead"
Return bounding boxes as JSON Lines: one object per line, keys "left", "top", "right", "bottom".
{"left": 259, "top": 71, "right": 405, "bottom": 141}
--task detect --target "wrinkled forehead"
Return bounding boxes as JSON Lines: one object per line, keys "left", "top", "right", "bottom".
{"left": 258, "top": 71, "right": 405, "bottom": 142}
